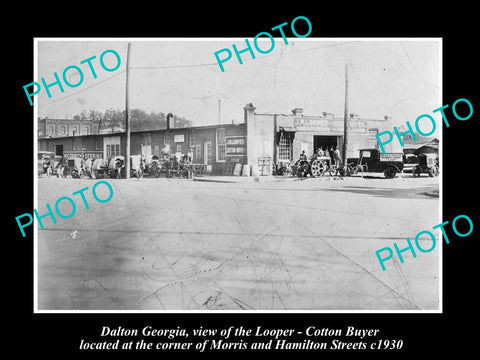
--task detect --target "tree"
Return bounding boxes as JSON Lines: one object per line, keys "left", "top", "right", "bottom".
{"left": 88, "top": 110, "right": 103, "bottom": 122}
{"left": 71, "top": 108, "right": 192, "bottom": 132}
{"left": 79, "top": 109, "right": 89, "bottom": 120}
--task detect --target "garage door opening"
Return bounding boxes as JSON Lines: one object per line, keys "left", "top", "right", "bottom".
{"left": 313, "top": 135, "right": 341, "bottom": 153}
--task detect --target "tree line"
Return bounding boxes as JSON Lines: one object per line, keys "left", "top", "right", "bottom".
{"left": 72, "top": 108, "right": 192, "bottom": 131}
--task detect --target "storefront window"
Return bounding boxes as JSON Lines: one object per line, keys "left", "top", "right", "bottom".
{"left": 195, "top": 144, "right": 201, "bottom": 162}
{"left": 216, "top": 128, "right": 226, "bottom": 162}
{"left": 141, "top": 133, "right": 151, "bottom": 146}
{"left": 106, "top": 144, "right": 120, "bottom": 158}
{"left": 279, "top": 132, "right": 292, "bottom": 161}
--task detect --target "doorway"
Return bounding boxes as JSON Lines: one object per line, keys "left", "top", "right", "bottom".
{"left": 313, "top": 135, "right": 340, "bottom": 153}
{"left": 204, "top": 140, "right": 212, "bottom": 172}
{"left": 55, "top": 144, "right": 63, "bottom": 157}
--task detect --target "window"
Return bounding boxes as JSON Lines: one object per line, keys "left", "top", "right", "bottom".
{"left": 47, "top": 125, "right": 54, "bottom": 135}
{"left": 368, "top": 128, "right": 379, "bottom": 148}
{"left": 106, "top": 144, "right": 120, "bottom": 158}
{"left": 278, "top": 132, "right": 292, "bottom": 161}
{"left": 154, "top": 145, "right": 159, "bottom": 156}
{"left": 195, "top": 144, "right": 201, "bottom": 162}
{"left": 189, "top": 133, "right": 195, "bottom": 147}
{"left": 82, "top": 126, "right": 90, "bottom": 135}
{"left": 176, "top": 144, "right": 182, "bottom": 153}
{"left": 141, "top": 133, "right": 151, "bottom": 146}
{"left": 216, "top": 128, "right": 226, "bottom": 162}
{"left": 59, "top": 125, "right": 66, "bottom": 135}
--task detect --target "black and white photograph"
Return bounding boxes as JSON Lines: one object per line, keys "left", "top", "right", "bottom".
{"left": 34, "top": 38, "right": 441, "bottom": 311}
{"left": 7, "top": 7, "right": 478, "bottom": 357}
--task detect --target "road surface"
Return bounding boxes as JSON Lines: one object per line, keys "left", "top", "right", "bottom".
{"left": 36, "top": 174, "right": 440, "bottom": 311}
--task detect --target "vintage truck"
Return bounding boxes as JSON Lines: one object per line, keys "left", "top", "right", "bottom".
{"left": 350, "top": 148, "right": 404, "bottom": 179}
{"left": 38, "top": 151, "right": 64, "bottom": 177}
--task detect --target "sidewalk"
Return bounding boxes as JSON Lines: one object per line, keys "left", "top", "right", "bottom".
{"left": 191, "top": 174, "right": 351, "bottom": 183}
{"left": 192, "top": 175, "right": 291, "bottom": 183}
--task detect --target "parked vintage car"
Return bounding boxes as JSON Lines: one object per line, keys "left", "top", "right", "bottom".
{"left": 38, "top": 151, "right": 64, "bottom": 177}
{"left": 144, "top": 154, "right": 163, "bottom": 178}
{"left": 413, "top": 153, "right": 439, "bottom": 177}
{"left": 64, "top": 157, "right": 91, "bottom": 178}
{"left": 108, "top": 156, "right": 125, "bottom": 179}
{"left": 402, "top": 154, "right": 419, "bottom": 174}
{"left": 354, "top": 149, "right": 404, "bottom": 179}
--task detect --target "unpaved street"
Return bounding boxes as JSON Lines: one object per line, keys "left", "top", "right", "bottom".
{"left": 37, "top": 175, "right": 440, "bottom": 311}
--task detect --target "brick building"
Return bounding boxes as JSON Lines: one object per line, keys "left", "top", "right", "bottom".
{"left": 38, "top": 121, "right": 246, "bottom": 175}
{"left": 38, "top": 118, "right": 99, "bottom": 137}
{"left": 37, "top": 103, "right": 393, "bottom": 175}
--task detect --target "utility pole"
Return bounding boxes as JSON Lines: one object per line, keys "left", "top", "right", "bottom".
{"left": 342, "top": 62, "right": 349, "bottom": 167}
{"left": 125, "top": 42, "right": 131, "bottom": 179}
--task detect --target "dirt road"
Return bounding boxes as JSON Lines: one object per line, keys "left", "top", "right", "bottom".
{"left": 36, "top": 175, "right": 440, "bottom": 311}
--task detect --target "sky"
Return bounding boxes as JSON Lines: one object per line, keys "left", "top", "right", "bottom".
{"left": 36, "top": 39, "right": 441, "bottom": 128}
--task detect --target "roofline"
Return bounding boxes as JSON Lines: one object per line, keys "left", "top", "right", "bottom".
{"left": 38, "top": 122, "right": 245, "bottom": 140}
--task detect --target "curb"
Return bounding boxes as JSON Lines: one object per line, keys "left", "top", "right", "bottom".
{"left": 192, "top": 176, "right": 295, "bottom": 183}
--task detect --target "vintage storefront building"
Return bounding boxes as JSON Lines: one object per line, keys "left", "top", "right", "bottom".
{"left": 243, "top": 103, "right": 394, "bottom": 174}
{"left": 38, "top": 103, "right": 394, "bottom": 175}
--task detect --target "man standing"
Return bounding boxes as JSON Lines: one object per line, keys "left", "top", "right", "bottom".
{"left": 334, "top": 146, "right": 342, "bottom": 167}
{"left": 329, "top": 146, "right": 335, "bottom": 165}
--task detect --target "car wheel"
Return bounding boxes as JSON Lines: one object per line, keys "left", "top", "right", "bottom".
{"left": 310, "top": 160, "right": 325, "bottom": 177}
{"left": 428, "top": 166, "right": 438, "bottom": 177}
{"left": 413, "top": 166, "right": 421, "bottom": 178}
{"left": 384, "top": 166, "right": 397, "bottom": 179}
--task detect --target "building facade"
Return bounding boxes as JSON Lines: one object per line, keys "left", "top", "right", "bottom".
{"left": 38, "top": 122, "right": 246, "bottom": 175}
{"left": 243, "top": 103, "right": 394, "bottom": 172}
{"left": 38, "top": 118, "right": 99, "bottom": 138}
{"left": 37, "top": 104, "right": 394, "bottom": 175}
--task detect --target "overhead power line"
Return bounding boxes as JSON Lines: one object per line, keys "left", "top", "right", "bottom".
{"left": 130, "top": 63, "right": 218, "bottom": 70}
{"left": 129, "top": 41, "right": 360, "bottom": 70}
{"left": 38, "top": 41, "right": 359, "bottom": 106}
{"left": 38, "top": 70, "right": 126, "bottom": 107}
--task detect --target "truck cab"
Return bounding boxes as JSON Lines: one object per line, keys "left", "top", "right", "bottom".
{"left": 357, "top": 149, "right": 404, "bottom": 178}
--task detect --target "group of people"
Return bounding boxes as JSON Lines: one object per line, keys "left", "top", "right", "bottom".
{"left": 299, "top": 145, "right": 342, "bottom": 166}
{"left": 316, "top": 145, "right": 342, "bottom": 166}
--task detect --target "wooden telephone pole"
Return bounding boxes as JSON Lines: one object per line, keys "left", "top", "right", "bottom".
{"left": 342, "top": 62, "right": 349, "bottom": 167}
{"left": 125, "top": 42, "right": 131, "bottom": 179}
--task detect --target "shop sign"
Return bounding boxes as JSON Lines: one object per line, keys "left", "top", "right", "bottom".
{"left": 64, "top": 151, "right": 103, "bottom": 159}
{"left": 226, "top": 136, "right": 247, "bottom": 156}
{"left": 380, "top": 153, "right": 403, "bottom": 162}
{"left": 174, "top": 134, "right": 185, "bottom": 143}
{"left": 293, "top": 117, "right": 366, "bottom": 133}
{"left": 294, "top": 117, "right": 330, "bottom": 131}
